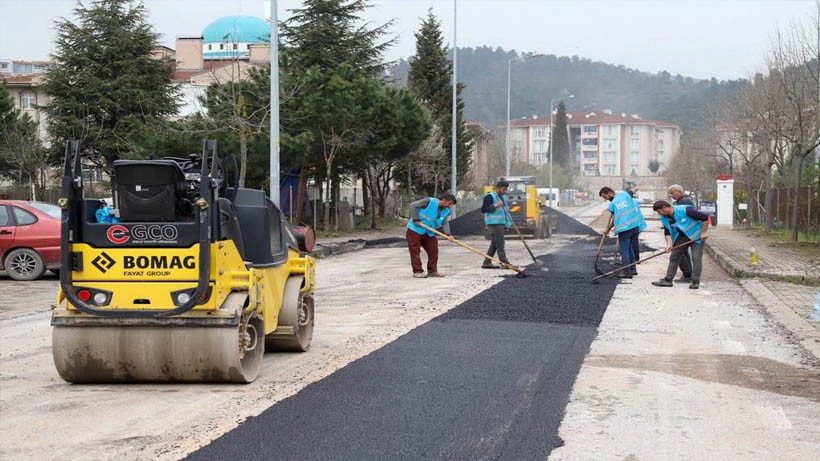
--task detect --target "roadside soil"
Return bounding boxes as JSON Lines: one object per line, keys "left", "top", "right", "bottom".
{"left": 0, "top": 231, "right": 567, "bottom": 460}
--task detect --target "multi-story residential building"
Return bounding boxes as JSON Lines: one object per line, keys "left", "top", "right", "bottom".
{"left": 506, "top": 110, "right": 682, "bottom": 177}
{"left": 0, "top": 60, "right": 52, "bottom": 143}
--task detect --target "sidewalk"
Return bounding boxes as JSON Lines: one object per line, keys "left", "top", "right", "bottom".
{"left": 705, "top": 226, "right": 820, "bottom": 340}
{"left": 705, "top": 227, "right": 820, "bottom": 285}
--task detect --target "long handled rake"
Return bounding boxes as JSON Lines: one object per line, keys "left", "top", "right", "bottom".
{"left": 417, "top": 222, "right": 527, "bottom": 278}
{"left": 591, "top": 239, "right": 696, "bottom": 283}
{"left": 503, "top": 207, "right": 542, "bottom": 266}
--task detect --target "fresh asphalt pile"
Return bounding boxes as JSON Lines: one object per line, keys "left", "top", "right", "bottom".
{"left": 188, "top": 231, "right": 620, "bottom": 460}
{"left": 448, "top": 208, "right": 485, "bottom": 236}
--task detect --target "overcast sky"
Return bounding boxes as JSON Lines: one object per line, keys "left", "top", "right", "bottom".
{"left": 0, "top": 0, "right": 815, "bottom": 80}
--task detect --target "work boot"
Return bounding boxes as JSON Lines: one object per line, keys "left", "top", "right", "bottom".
{"left": 651, "top": 278, "right": 673, "bottom": 287}
{"left": 616, "top": 271, "right": 632, "bottom": 279}
{"left": 413, "top": 272, "right": 428, "bottom": 278}
{"left": 689, "top": 280, "right": 700, "bottom": 289}
{"left": 481, "top": 262, "right": 500, "bottom": 269}
{"left": 428, "top": 272, "right": 445, "bottom": 277}
{"left": 674, "top": 275, "right": 692, "bottom": 284}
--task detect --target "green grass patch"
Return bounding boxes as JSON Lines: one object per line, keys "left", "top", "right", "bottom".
{"left": 314, "top": 216, "right": 407, "bottom": 239}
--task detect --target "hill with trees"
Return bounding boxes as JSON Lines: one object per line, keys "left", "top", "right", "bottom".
{"left": 390, "top": 46, "right": 748, "bottom": 134}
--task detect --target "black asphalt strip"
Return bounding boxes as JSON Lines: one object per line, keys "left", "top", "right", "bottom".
{"left": 188, "top": 238, "right": 618, "bottom": 461}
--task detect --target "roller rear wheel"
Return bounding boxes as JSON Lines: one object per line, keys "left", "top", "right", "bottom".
{"left": 266, "top": 276, "right": 314, "bottom": 352}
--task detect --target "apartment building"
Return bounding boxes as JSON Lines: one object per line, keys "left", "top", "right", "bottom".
{"left": 0, "top": 60, "right": 52, "bottom": 142}
{"left": 506, "top": 110, "right": 681, "bottom": 177}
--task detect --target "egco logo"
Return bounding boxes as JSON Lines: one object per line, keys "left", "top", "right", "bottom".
{"left": 106, "top": 225, "right": 130, "bottom": 244}
{"left": 106, "top": 225, "right": 179, "bottom": 244}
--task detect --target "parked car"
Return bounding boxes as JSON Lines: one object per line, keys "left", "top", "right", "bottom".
{"left": 0, "top": 200, "right": 61, "bottom": 280}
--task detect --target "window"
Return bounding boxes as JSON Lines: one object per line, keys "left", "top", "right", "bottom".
{"left": 12, "top": 207, "right": 37, "bottom": 225}
{"left": 604, "top": 125, "right": 617, "bottom": 136}
{"left": 533, "top": 140, "right": 545, "bottom": 152}
{"left": 630, "top": 138, "right": 639, "bottom": 149}
{"left": 582, "top": 138, "right": 597, "bottom": 146}
{"left": 583, "top": 125, "right": 597, "bottom": 134}
{"left": 208, "top": 44, "right": 212, "bottom": 50}
{"left": 0, "top": 206, "right": 9, "bottom": 226}
{"left": 0, "top": 62, "right": 8, "bottom": 71}
{"left": 604, "top": 165, "right": 616, "bottom": 175}
{"left": 631, "top": 126, "right": 640, "bottom": 136}
{"left": 630, "top": 151, "right": 640, "bottom": 162}
{"left": 533, "top": 153, "right": 545, "bottom": 164}
{"left": 20, "top": 92, "right": 36, "bottom": 109}
{"left": 246, "top": 44, "right": 251, "bottom": 50}
{"left": 219, "top": 44, "right": 224, "bottom": 50}
{"left": 603, "top": 151, "right": 616, "bottom": 162}
{"left": 232, "top": 43, "right": 238, "bottom": 50}
{"left": 28, "top": 203, "right": 61, "bottom": 218}
{"left": 583, "top": 152, "right": 597, "bottom": 159}
{"left": 534, "top": 128, "right": 545, "bottom": 138}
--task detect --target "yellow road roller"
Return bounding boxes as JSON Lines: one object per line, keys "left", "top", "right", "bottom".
{"left": 52, "top": 140, "right": 316, "bottom": 383}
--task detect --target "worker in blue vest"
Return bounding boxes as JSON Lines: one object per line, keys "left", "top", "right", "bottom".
{"left": 600, "top": 186, "right": 646, "bottom": 278}
{"left": 95, "top": 200, "right": 120, "bottom": 224}
{"left": 651, "top": 200, "right": 710, "bottom": 289}
{"left": 406, "top": 193, "right": 457, "bottom": 278}
{"left": 481, "top": 180, "right": 513, "bottom": 269}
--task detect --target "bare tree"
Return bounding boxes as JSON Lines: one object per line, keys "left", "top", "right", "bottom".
{"left": 410, "top": 125, "right": 450, "bottom": 196}
{"left": 0, "top": 117, "right": 51, "bottom": 199}
{"left": 665, "top": 128, "right": 719, "bottom": 204}
{"left": 766, "top": 14, "right": 820, "bottom": 240}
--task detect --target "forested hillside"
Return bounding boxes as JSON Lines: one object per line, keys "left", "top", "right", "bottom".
{"left": 389, "top": 46, "right": 748, "bottom": 134}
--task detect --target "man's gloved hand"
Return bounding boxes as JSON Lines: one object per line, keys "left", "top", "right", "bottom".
{"left": 445, "top": 234, "right": 455, "bottom": 242}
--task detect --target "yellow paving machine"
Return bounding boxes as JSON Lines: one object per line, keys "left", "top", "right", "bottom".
{"left": 52, "top": 140, "right": 315, "bottom": 383}
{"left": 483, "top": 176, "right": 553, "bottom": 239}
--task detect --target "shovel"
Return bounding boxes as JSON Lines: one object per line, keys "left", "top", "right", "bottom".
{"left": 417, "top": 222, "right": 528, "bottom": 278}
{"left": 593, "top": 216, "right": 613, "bottom": 275}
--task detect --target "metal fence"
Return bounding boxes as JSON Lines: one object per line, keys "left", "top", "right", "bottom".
{"left": 751, "top": 186, "right": 820, "bottom": 233}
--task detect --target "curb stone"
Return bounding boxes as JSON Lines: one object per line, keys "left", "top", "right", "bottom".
{"left": 312, "top": 240, "right": 367, "bottom": 259}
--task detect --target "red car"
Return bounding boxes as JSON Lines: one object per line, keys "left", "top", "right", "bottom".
{"left": 0, "top": 200, "right": 61, "bottom": 280}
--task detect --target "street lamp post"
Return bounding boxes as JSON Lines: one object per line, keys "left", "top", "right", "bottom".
{"left": 505, "top": 54, "right": 543, "bottom": 177}
{"left": 548, "top": 94, "right": 574, "bottom": 208}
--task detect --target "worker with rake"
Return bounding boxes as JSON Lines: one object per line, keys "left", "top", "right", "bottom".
{"left": 406, "top": 193, "right": 457, "bottom": 278}
{"left": 651, "top": 200, "right": 710, "bottom": 290}
{"left": 600, "top": 186, "right": 646, "bottom": 278}
{"left": 481, "top": 180, "right": 513, "bottom": 269}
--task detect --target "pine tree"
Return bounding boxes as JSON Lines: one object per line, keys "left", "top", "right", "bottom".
{"left": 281, "top": 0, "right": 394, "bottom": 76}
{"left": 41, "top": 0, "right": 179, "bottom": 168}
{"left": 406, "top": 9, "right": 472, "bottom": 194}
{"left": 279, "top": 0, "right": 395, "bottom": 224}
{"left": 552, "top": 101, "right": 571, "bottom": 168}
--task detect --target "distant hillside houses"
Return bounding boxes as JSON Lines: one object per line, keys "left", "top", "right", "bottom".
{"left": 504, "top": 110, "right": 681, "bottom": 177}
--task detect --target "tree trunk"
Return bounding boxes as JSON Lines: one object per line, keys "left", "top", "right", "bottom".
{"left": 365, "top": 167, "right": 377, "bottom": 229}
{"left": 764, "top": 166, "right": 775, "bottom": 232}
{"left": 789, "top": 152, "right": 806, "bottom": 242}
{"left": 238, "top": 129, "right": 247, "bottom": 188}
{"left": 295, "top": 166, "right": 309, "bottom": 225}
{"left": 324, "top": 161, "right": 333, "bottom": 232}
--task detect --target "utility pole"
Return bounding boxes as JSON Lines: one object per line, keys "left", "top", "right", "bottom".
{"left": 450, "top": 0, "right": 458, "bottom": 216}
{"left": 269, "top": 0, "right": 280, "bottom": 206}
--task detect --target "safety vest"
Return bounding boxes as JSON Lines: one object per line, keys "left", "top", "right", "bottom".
{"left": 406, "top": 198, "right": 451, "bottom": 236}
{"left": 483, "top": 192, "right": 512, "bottom": 228}
{"left": 660, "top": 205, "right": 703, "bottom": 242}
{"left": 609, "top": 191, "right": 646, "bottom": 233}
